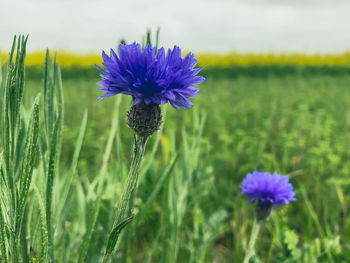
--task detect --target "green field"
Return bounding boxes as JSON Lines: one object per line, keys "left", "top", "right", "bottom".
{"left": 1, "top": 37, "right": 350, "bottom": 263}
{"left": 21, "top": 74, "right": 350, "bottom": 262}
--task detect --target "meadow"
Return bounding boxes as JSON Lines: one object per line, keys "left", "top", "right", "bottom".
{"left": 1, "top": 37, "right": 350, "bottom": 262}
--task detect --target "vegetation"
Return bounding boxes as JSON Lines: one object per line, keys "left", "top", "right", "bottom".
{"left": 1, "top": 37, "right": 350, "bottom": 262}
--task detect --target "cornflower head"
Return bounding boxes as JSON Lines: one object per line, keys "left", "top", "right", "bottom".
{"left": 240, "top": 170, "right": 296, "bottom": 221}
{"left": 96, "top": 42, "right": 205, "bottom": 136}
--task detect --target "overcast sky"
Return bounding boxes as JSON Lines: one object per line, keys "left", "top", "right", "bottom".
{"left": 1, "top": 0, "right": 350, "bottom": 53}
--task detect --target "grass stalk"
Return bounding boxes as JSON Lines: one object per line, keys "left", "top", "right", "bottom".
{"left": 243, "top": 219, "right": 261, "bottom": 263}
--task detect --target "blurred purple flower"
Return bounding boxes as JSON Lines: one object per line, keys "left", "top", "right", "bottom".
{"left": 96, "top": 42, "right": 205, "bottom": 110}
{"left": 240, "top": 171, "right": 296, "bottom": 206}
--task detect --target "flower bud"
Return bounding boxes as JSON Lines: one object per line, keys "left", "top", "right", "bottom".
{"left": 127, "top": 102, "right": 162, "bottom": 137}
{"left": 254, "top": 202, "right": 271, "bottom": 222}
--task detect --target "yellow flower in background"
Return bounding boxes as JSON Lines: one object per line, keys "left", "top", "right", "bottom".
{"left": 0, "top": 50, "right": 102, "bottom": 68}
{"left": 2, "top": 50, "right": 350, "bottom": 68}
{"left": 291, "top": 156, "right": 300, "bottom": 165}
{"left": 195, "top": 51, "right": 350, "bottom": 67}
{"left": 160, "top": 135, "right": 170, "bottom": 162}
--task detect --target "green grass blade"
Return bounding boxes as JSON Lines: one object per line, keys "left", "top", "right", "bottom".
{"left": 15, "top": 95, "right": 40, "bottom": 233}
{"left": 138, "top": 154, "right": 178, "bottom": 221}
{"left": 92, "top": 96, "right": 120, "bottom": 191}
{"left": 33, "top": 185, "right": 48, "bottom": 263}
{"left": 0, "top": 202, "right": 8, "bottom": 262}
{"left": 2, "top": 46, "right": 14, "bottom": 210}
{"left": 43, "top": 49, "right": 55, "bottom": 142}
{"left": 77, "top": 197, "right": 101, "bottom": 263}
{"left": 301, "top": 186, "right": 335, "bottom": 263}
{"left": 54, "top": 60, "right": 64, "bottom": 120}
{"left": 53, "top": 58, "right": 64, "bottom": 168}
{"left": 13, "top": 36, "right": 28, "bottom": 137}
{"left": 7, "top": 35, "right": 17, "bottom": 65}
{"left": 56, "top": 110, "right": 88, "bottom": 222}
{"left": 46, "top": 113, "right": 61, "bottom": 262}
{"left": 146, "top": 29, "right": 152, "bottom": 46}
{"left": 155, "top": 27, "right": 160, "bottom": 52}
{"left": 0, "top": 57, "right": 3, "bottom": 135}
{"left": 145, "top": 226, "right": 162, "bottom": 263}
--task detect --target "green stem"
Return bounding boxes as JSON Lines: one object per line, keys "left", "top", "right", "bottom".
{"left": 115, "top": 134, "right": 147, "bottom": 224}
{"left": 103, "top": 134, "right": 148, "bottom": 261}
{"left": 11, "top": 236, "right": 18, "bottom": 263}
{"left": 243, "top": 219, "right": 261, "bottom": 263}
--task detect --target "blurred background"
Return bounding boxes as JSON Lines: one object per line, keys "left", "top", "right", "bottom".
{"left": 1, "top": 0, "right": 350, "bottom": 262}
{"left": 3, "top": 0, "right": 350, "bottom": 73}
{"left": 2, "top": 0, "right": 350, "bottom": 53}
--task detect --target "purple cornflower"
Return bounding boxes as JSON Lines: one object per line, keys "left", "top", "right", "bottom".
{"left": 240, "top": 171, "right": 296, "bottom": 206}
{"left": 96, "top": 42, "right": 205, "bottom": 110}
{"left": 240, "top": 171, "right": 296, "bottom": 221}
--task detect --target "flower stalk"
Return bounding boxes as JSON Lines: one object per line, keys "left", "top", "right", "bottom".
{"left": 103, "top": 134, "right": 148, "bottom": 260}
{"left": 243, "top": 219, "right": 261, "bottom": 263}
{"left": 114, "top": 134, "right": 148, "bottom": 223}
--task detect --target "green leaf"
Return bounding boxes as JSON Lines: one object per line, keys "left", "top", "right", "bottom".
{"left": 284, "top": 229, "right": 299, "bottom": 252}
{"left": 0, "top": 203, "right": 8, "bottom": 262}
{"left": 104, "top": 214, "right": 135, "bottom": 256}
{"left": 43, "top": 49, "right": 55, "bottom": 142}
{"left": 53, "top": 58, "right": 64, "bottom": 167}
{"left": 46, "top": 113, "right": 61, "bottom": 262}
{"left": 33, "top": 185, "right": 48, "bottom": 263}
{"left": 155, "top": 27, "right": 160, "bottom": 52}
{"left": 15, "top": 95, "right": 40, "bottom": 233}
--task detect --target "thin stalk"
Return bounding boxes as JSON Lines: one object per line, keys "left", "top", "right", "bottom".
{"left": 11, "top": 233, "right": 19, "bottom": 263}
{"left": 103, "top": 134, "right": 148, "bottom": 261}
{"left": 243, "top": 219, "right": 261, "bottom": 263}
{"left": 115, "top": 134, "right": 147, "bottom": 224}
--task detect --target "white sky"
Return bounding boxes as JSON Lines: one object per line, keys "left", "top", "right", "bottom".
{"left": 1, "top": 0, "right": 350, "bottom": 53}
